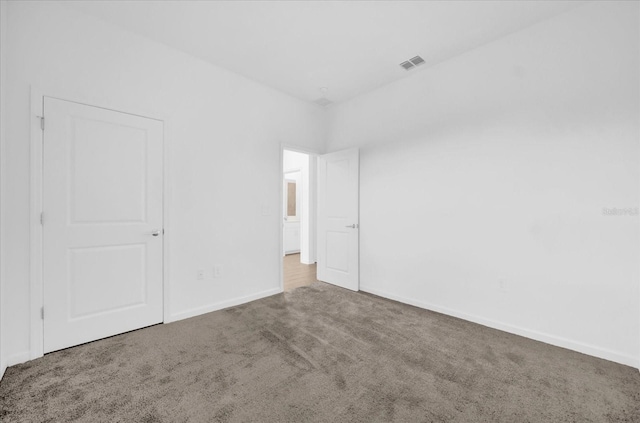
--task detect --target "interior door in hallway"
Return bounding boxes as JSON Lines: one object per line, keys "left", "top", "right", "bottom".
{"left": 317, "top": 148, "right": 359, "bottom": 291}
{"left": 43, "top": 97, "right": 164, "bottom": 353}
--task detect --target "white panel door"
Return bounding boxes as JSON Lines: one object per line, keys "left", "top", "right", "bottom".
{"left": 43, "top": 97, "right": 163, "bottom": 353}
{"left": 317, "top": 148, "right": 359, "bottom": 291}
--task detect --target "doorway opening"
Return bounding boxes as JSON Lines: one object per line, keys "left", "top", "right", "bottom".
{"left": 282, "top": 149, "right": 318, "bottom": 292}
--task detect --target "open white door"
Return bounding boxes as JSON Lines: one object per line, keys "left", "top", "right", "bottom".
{"left": 43, "top": 97, "right": 164, "bottom": 353}
{"left": 317, "top": 148, "right": 359, "bottom": 291}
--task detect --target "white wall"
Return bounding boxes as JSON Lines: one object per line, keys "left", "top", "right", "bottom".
{"left": 0, "top": 0, "right": 8, "bottom": 380}
{"left": 283, "top": 150, "right": 315, "bottom": 263}
{"left": 326, "top": 1, "right": 640, "bottom": 367}
{"left": 283, "top": 150, "right": 309, "bottom": 173}
{"left": 1, "top": 1, "right": 325, "bottom": 366}
{"left": 1, "top": 0, "right": 637, "bottom": 373}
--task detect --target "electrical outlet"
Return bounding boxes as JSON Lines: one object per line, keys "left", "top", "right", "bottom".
{"left": 213, "top": 265, "right": 222, "bottom": 278}
{"left": 197, "top": 269, "right": 205, "bottom": 280}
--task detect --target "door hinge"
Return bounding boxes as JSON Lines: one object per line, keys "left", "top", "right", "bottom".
{"left": 40, "top": 212, "right": 44, "bottom": 225}
{"left": 41, "top": 307, "right": 44, "bottom": 320}
{"left": 37, "top": 116, "right": 44, "bottom": 131}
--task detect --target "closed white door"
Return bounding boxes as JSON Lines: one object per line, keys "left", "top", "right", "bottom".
{"left": 43, "top": 97, "right": 164, "bottom": 353}
{"left": 317, "top": 148, "right": 359, "bottom": 291}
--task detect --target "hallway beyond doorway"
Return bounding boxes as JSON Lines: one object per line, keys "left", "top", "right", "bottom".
{"left": 283, "top": 253, "right": 317, "bottom": 292}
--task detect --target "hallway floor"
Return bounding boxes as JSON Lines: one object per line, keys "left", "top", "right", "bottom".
{"left": 283, "top": 253, "right": 317, "bottom": 291}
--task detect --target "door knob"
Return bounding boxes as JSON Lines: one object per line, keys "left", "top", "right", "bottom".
{"left": 151, "top": 230, "right": 161, "bottom": 236}
{"left": 345, "top": 224, "right": 359, "bottom": 229}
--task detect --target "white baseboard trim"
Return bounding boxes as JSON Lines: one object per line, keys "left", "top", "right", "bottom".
{"left": 360, "top": 286, "right": 639, "bottom": 369}
{"left": 167, "top": 287, "right": 282, "bottom": 323}
{"left": 4, "top": 351, "right": 32, "bottom": 369}
{"left": 1, "top": 290, "right": 283, "bottom": 376}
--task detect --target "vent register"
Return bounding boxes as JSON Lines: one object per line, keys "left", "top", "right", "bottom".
{"left": 400, "top": 55, "right": 425, "bottom": 70}
{"left": 313, "top": 55, "right": 425, "bottom": 106}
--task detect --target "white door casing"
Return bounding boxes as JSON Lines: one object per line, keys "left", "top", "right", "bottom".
{"left": 317, "top": 148, "right": 359, "bottom": 291}
{"left": 43, "top": 97, "right": 164, "bottom": 353}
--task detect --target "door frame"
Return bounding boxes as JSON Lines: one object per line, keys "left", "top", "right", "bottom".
{"left": 29, "top": 85, "right": 171, "bottom": 360}
{"left": 279, "top": 144, "right": 319, "bottom": 292}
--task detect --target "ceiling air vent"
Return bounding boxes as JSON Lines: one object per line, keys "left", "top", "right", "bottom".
{"left": 410, "top": 55, "right": 425, "bottom": 66}
{"left": 314, "top": 98, "right": 333, "bottom": 107}
{"left": 400, "top": 60, "right": 414, "bottom": 70}
{"left": 399, "top": 55, "right": 425, "bottom": 71}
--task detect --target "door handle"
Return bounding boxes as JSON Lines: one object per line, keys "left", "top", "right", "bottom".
{"left": 345, "top": 224, "right": 359, "bottom": 229}
{"left": 151, "top": 230, "right": 161, "bottom": 237}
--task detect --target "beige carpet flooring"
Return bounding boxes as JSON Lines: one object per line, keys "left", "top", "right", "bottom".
{"left": 1, "top": 282, "right": 639, "bottom": 422}
{"left": 283, "top": 253, "right": 317, "bottom": 291}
